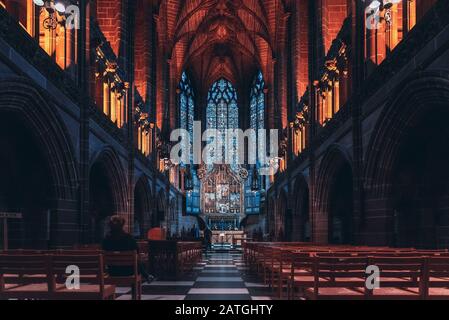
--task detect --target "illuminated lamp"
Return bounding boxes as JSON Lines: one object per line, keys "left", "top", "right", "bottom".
{"left": 54, "top": 1, "right": 66, "bottom": 13}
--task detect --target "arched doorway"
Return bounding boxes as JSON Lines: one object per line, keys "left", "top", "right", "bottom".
{"left": 328, "top": 162, "right": 354, "bottom": 244}
{"left": 292, "top": 177, "right": 310, "bottom": 242}
{"left": 134, "top": 176, "right": 152, "bottom": 239}
{"left": 316, "top": 146, "right": 354, "bottom": 244}
{"left": 277, "top": 191, "right": 287, "bottom": 241}
{"left": 390, "top": 108, "right": 449, "bottom": 248}
{"left": 88, "top": 148, "right": 127, "bottom": 243}
{"left": 154, "top": 191, "right": 166, "bottom": 228}
{"left": 364, "top": 73, "right": 449, "bottom": 248}
{"left": 0, "top": 81, "right": 77, "bottom": 249}
{"left": 89, "top": 162, "right": 115, "bottom": 243}
{"left": 0, "top": 113, "right": 54, "bottom": 249}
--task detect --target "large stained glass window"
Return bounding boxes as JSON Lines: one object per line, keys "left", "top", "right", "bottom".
{"left": 250, "top": 71, "right": 265, "bottom": 140}
{"left": 179, "top": 72, "right": 195, "bottom": 164}
{"left": 247, "top": 71, "right": 266, "bottom": 214}
{"left": 206, "top": 78, "right": 239, "bottom": 170}
{"left": 179, "top": 72, "right": 200, "bottom": 214}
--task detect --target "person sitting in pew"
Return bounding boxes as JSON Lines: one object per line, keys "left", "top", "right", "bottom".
{"left": 102, "top": 215, "right": 155, "bottom": 283}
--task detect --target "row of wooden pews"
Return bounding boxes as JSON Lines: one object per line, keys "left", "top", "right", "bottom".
{"left": 0, "top": 250, "right": 117, "bottom": 300}
{"left": 243, "top": 242, "right": 449, "bottom": 300}
{"left": 0, "top": 241, "right": 202, "bottom": 300}
{"left": 148, "top": 241, "right": 203, "bottom": 280}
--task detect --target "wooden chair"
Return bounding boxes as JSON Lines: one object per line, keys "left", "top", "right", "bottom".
{"left": 104, "top": 251, "right": 141, "bottom": 300}
{"left": 0, "top": 254, "right": 51, "bottom": 300}
{"left": 50, "top": 254, "right": 115, "bottom": 300}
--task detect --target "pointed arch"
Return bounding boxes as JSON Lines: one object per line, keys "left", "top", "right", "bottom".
{"left": 292, "top": 174, "right": 310, "bottom": 242}
{"left": 364, "top": 72, "right": 449, "bottom": 248}
{"left": 315, "top": 145, "right": 353, "bottom": 244}
{"left": 0, "top": 78, "right": 78, "bottom": 200}
{"left": 134, "top": 174, "right": 153, "bottom": 237}
{"left": 0, "top": 78, "right": 78, "bottom": 248}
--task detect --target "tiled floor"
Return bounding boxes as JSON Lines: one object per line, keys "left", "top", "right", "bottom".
{"left": 115, "top": 251, "right": 273, "bottom": 300}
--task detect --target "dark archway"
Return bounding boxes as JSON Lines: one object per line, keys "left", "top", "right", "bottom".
{"left": 134, "top": 176, "right": 152, "bottom": 238}
{"left": 391, "top": 108, "right": 449, "bottom": 248}
{"left": 277, "top": 191, "right": 288, "bottom": 241}
{"left": 0, "top": 113, "right": 54, "bottom": 249}
{"left": 365, "top": 72, "right": 449, "bottom": 248}
{"left": 328, "top": 162, "right": 354, "bottom": 244}
{"left": 154, "top": 191, "right": 166, "bottom": 228}
{"left": 0, "top": 79, "right": 78, "bottom": 249}
{"left": 292, "top": 176, "right": 310, "bottom": 242}
{"left": 89, "top": 162, "right": 115, "bottom": 243}
{"left": 316, "top": 145, "right": 354, "bottom": 244}
{"left": 88, "top": 147, "right": 127, "bottom": 243}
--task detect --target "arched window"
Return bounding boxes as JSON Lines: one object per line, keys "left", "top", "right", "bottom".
{"left": 250, "top": 71, "right": 265, "bottom": 132}
{"left": 247, "top": 71, "right": 265, "bottom": 211}
{"left": 206, "top": 78, "right": 239, "bottom": 170}
{"left": 179, "top": 72, "right": 195, "bottom": 164}
{"left": 250, "top": 71, "right": 266, "bottom": 165}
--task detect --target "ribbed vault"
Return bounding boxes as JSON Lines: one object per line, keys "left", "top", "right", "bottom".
{"left": 156, "top": 0, "right": 288, "bottom": 91}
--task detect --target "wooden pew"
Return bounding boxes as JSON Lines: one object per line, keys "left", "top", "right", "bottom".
{"left": 148, "top": 241, "right": 202, "bottom": 280}
{"left": 104, "top": 251, "right": 141, "bottom": 300}
{"left": 0, "top": 254, "right": 51, "bottom": 300}
{"left": 244, "top": 242, "right": 449, "bottom": 300}
{"left": 423, "top": 256, "right": 449, "bottom": 299}
{"left": 50, "top": 254, "right": 115, "bottom": 300}
{"left": 304, "top": 256, "right": 369, "bottom": 300}
{"left": 367, "top": 256, "right": 424, "bottom": 300}
{"left": 287, "top": 253, "right": 317, "bottom": 300}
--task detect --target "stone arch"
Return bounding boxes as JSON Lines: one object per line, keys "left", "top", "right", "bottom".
{"left": 291, "top": 174, "right": 310, "bottom": 242}
{"left": 315, "top": 144, "right": 354, "bottom": 244}
{"left": 364, "top": 72, "right": 449, "bottom": 248}
{"left": 168, "top": 197, "right": 178, "bottom": 236}
{"left": 276, "top": 189, "right": 288, "bottom": 241}
{"left": 0, "top": 78, "right": 78, "bottom": 248}
{"left": 134, "top": 174, "right": 152, "bottom": 238}
{"left": 88, "top": 146, "right": 128, "bottom": 242}
{"left": 154, "top": 190, "right": 167, "bottom": 227}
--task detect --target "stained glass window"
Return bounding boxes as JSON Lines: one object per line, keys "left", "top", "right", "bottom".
{"left": 206, "top": 78, "right": 239, "bottom": 170}
{"left": 250, "top": 71, "right": 265, "bottom": 133}
{"left": 179, "top": 71, "right": 195, "bottom": 164}
{"left": 250, "top": 71, "right": 265, "bottom": 165}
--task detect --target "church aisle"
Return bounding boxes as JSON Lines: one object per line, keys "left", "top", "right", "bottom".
{"left": 115, "top": 251, "right": 272, "bottom": 300}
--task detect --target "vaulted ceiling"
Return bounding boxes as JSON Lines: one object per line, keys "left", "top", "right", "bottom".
{"left": 155, "top": 0, "right": 290, "bottom": 94}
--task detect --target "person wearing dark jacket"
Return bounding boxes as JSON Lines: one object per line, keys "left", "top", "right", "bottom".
{"left": 102, "top": 215, "right": 154, "bottom": 282}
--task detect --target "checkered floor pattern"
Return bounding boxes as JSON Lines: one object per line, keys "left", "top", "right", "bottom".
{"left": 115, "top": 251, "right": 273, "bottom": 300}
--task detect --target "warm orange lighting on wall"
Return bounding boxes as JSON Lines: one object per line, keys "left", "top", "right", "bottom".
{"left": 3, "top": 0, "right": 34, "bottom": 35}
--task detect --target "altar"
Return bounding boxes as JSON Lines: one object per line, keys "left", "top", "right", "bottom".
{"left": 211, "top": 230, "right": 246, "bottom": 248}
{"left": 199, "top": 165, "right": 248, "bottom": 249}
